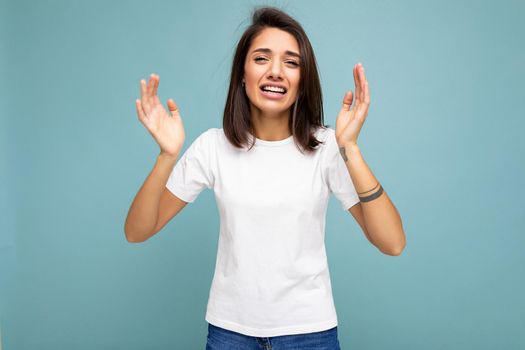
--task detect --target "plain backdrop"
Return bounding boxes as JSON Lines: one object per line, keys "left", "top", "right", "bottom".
{"left": 1, "top": 0, "right": 524, "bottom": 349}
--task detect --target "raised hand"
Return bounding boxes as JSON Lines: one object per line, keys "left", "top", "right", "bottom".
{"left": 335, "top": 63, "right": 370, "bottom": 146}
{"left": 135, "top": 73, "right": 185, "bottom": 156}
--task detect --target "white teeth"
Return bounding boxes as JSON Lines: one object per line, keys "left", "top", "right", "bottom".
{"left": 261, "top": 85, "right": 286, "bottom": 93}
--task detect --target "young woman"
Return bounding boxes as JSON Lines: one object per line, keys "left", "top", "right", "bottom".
{"left": 125, "top": 6, "right": 405, "bottom": 349}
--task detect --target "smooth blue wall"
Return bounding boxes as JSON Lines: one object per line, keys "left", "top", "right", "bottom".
{"left": 2, "top": 0, "right": 524, "bottom": 349}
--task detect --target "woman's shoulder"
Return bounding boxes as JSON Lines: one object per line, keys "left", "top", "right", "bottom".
{"left": 197, "top": 127, "right": 221, "bottom": 141}
{"left": 185, "top": 128, "right": 221, "bottom": 152}
{"left": 198, "top": 127, "right": 226, "bottom": 150}
{"left": 201, "top": 127, "right": 221, "bottom": 135}
{"left": 313, "top": 125, "right": 335, "bottom": 143}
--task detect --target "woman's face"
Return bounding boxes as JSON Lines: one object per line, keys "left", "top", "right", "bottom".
{"left": 243, "top": 27, "right": 301, "bottom": 117}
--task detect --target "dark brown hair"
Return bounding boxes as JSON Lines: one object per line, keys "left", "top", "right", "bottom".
{"left": 222, "top": 6, "right": 328, "bottom": 153}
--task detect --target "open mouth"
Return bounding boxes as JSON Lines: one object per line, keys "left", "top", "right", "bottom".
{"left": 259, "top": 85, "right": 287, "bottom": 95}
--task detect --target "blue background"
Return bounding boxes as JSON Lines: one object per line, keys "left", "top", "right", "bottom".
{"left": 1, "top": 0, "right": 524, "bottom": 349}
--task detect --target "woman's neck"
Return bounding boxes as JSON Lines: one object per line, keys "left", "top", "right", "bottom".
{"left": 250, "top": 108, "right": 291, "bottom": 141}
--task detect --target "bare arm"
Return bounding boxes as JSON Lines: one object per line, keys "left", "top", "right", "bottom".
{"left": 335, "top": 63, "right": 405, "bottom": 256}
{"left": 124, "top": 153, "right": 188, "bottom": 242}
{"left": 124, "top": 73, "right": 188, "bottom": 242}
{"left": 341, "top": 144, "right": 405, "bottom": 256}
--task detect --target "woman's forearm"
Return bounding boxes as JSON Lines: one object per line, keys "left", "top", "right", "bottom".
{"left": 124, "top": 152, "right": 179, "bottom": 242}
{"left": 339, "top": 141, "right": 406, "bottom": 255}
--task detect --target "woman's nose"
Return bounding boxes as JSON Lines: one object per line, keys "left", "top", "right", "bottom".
{"left": 268, "top": 60, "right": 283, "bottom": 79}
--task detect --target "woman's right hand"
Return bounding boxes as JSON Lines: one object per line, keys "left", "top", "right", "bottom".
{"left": 135, "top": 73, "right": 185, "bottom": 157}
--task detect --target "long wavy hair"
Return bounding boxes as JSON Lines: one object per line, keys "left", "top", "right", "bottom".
{"left": 222, "top": 6, "right": 328, "bottom": 153}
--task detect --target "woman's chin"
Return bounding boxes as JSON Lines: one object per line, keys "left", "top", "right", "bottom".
{"left": 252, "top": 101, "right": 295, "bottom": 116}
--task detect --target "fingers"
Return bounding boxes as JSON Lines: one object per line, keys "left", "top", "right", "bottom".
{"left": 364, "top": 79, "right": 370, "bottom": 105}
{"left": 167, "top": 98, "right": 180, "bottom": 117}
{"left": 353, "top": 63, "right": 370, "bottom": 113}
{"left": 137, "top": 73, "right": 181, "bottom": 124}
{"left": 353, "top": 63, "right": 361, "bottom": 104}
{"left": 358, "top": 64, "right": 369, "bottom": 106}
{"left": 152, "top": 74, "right": 159, "bottom": 97}
{"left": 342, "top": 91, "right": 353, "bottom": 111}
{"left": 140, "top": 73, "right": 161, "bottom": 115}
{"left": 355, "top": 64, "right": 370, "bottom": 118}
{"left": 358, "top": 64, "right": 366, "bottom": 103}
{"left": 135, "top": 99, "right": 148, "bottom": 125}
{"left": 150, "top": 74, "right": 161, "bottom": 106}
{"left": 140, "top": 79, "right": 151, "bottom": 115}
{"left": 146, "top": 73, "right": 155, "bottom": 98}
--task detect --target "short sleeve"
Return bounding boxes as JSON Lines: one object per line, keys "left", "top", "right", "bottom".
{"left": 322, "top": 128, "right": 360, "bottom": 211}
{"left": 165, "top": 129, "right": 215, "bottom": 203}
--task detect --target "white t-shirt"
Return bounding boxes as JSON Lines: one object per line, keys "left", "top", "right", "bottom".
{"left": 166, "top": 126, "right": 360, "bottom": 337}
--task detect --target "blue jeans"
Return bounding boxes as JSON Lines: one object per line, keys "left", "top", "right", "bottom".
{"left": 205, "top": 322, "right": 342, "bottom": 349}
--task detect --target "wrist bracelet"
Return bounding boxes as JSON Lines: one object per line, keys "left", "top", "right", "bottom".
{"left": 358, "top": 184, "right": 384, "bottom": 202}
{"left": 358, "top": 181, "right": 380, "bottom": 195}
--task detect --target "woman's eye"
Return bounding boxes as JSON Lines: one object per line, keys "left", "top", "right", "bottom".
{"left": 254, "top": 57, "right": 298, "bottom": 66}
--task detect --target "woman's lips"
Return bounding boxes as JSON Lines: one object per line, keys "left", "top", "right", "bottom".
{"left": 259, "top": 89, "right": 286, "bottom": 100}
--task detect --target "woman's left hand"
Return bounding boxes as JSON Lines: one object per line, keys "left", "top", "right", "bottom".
{"left": 335, "top": 63, "right": 370, "bottom": 147}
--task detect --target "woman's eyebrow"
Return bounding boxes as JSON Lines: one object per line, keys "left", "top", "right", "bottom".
{"left": 252, "top": 48, "right": 301, "bottom": 58}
